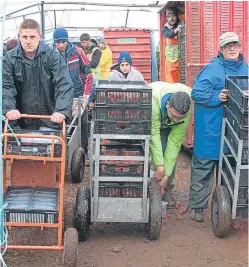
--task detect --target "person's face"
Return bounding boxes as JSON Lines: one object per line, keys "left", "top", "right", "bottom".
{"left": 18, "top": 28, "right": 41, "bottom": 54}
{"left": 166, "top": 13, "right": 178, "bottom": 25}
{"left": 55, "top": 41, "right": 68, "bottom": 53}
{"left": 81, "top": 40, "right": 91, "bottom": 49}
{"left": 120, "top": 61, "right": 131, "bottom": 74}
{"left": 98, "top": 42, "right": 105, "bottom": 50}
{"left": 166, "top": 104, "right": 186, "bottom": 123}
{"left": 220, "top": 42, "right": 241, "bottom": 61}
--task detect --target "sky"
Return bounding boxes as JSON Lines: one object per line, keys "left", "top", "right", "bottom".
{"left": 0, "top": 0, "right": 164, "bottom": 44}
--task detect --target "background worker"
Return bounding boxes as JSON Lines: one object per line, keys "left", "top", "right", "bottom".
{"left": 96, "top": 36, "right": 113, "bottom": 80}
{"left": 162, "top": 7, "right": 184, "bottom": 83}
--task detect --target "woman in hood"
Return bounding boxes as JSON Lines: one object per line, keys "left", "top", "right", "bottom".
{"left": 108, "top": 51, "right": 144, "bottom": 81}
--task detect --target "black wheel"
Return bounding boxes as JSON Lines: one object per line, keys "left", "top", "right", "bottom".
{"left": 71, "top": 147, "right": 85, "bottom": 183}
{"left": 62, "top": 228, "right": 78, "bottom": 267}
{"left": 211, "top": 185, "right": 231, "bottom": 238}
{"left": 145, "top": 180, "right": 162, "bottom": 240}
{"left": 74, "top": 186, "right": 91, "bottom": 241}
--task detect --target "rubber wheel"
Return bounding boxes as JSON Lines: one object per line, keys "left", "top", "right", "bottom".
{"left": 211, "top": 185, "right": 231, "bottom": 238}
{"left": 145, "top": 180, "right": 162, "bottom": 240}
{"left": 74, "top": 186, "right": 91, "bottom": 241}
{"left": 71, "top": 147, "right": 85, "bottom": 184}
{"left": 62, "top": 228, "right": 78, "bottom": 267}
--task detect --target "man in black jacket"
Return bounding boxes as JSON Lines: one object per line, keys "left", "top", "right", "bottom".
{"left": 3, "top": 19, "right": 74, "bottom": 129}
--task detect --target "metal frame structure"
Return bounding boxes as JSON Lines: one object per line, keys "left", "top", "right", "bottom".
{"left": 89, "top": 121, "right": 151, "bottom": 223}
{"left": 217, "top": 118, "right": 249, "bottom": 220}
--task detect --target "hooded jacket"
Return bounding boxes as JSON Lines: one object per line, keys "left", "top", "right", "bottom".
{"left": 108, "top": 64, "right": 144, "bottom": 81}
{"left": 150, "top": 81, "right": 191, "bottom": 177}
{"left": 3, "top": 40, "right": 74, "bottom": 129}
{"left": 192, "top": 52, "right": 248, "bottom": 160}
{"left": 100, "top": 44, "right": 112, "bottom": 80}
{"left": 54, "top": 41, "right": 93, "bottom": 97}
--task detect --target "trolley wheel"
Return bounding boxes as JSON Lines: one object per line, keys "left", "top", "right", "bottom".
{"left": 74, "top": 186, "right": 91, "bottom": 241}
{"left": 211, "top": 185, "right": 231, "bottom": 238}
{"left": 71, "top": 147, "right": 85, "bottom": 183}
{"left": 145, "top": 180, "right": 162, "bottom": 240}
{"left": 62, "top": 227, "right": 78, "bottom": 267}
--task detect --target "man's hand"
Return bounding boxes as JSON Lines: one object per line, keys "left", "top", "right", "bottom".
{"left": 51, "top": 112, "right": 65, "bottom": 124}
{"left": 159, "top": 176, "right": 170, "bottom": 196}
{"left": 154, "top": 166, "right": 165, "bottom": 182}
{"left": 88, "top": 102, "right": 94, "bottom": 109}
{"left": 219, "top": 89, "right": 228, "bottom": 102}
{"left": 5, "top": 110, "right": 21, "bottom": 121}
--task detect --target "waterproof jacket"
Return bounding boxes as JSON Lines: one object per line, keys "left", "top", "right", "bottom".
{"left": 100, "top": 45, "right": 112, "bottom": 80}
{"left": 150, "top": 81, "right": 191, "bottom": 176}
{"left": 192, "top": 53, "right": 248, "bottom": 160}
{"left": 54, "top": 42, "right": 93, "bottom": 97}
{"left": 3, "top": 40, "right": 74, "bottom": 129}
{"left": 109, "top": 64, "right": 144, "bottom": 81}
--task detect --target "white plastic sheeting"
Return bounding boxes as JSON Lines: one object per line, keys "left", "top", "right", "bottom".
{"left": 1, "top": 0, "right": 162, "bottom": 44}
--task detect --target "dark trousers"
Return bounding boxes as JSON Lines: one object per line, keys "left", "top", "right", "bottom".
{"left": 81, "top": 108, "right": 88, "bottom": 154}
{"left": 189, "top": 154, "right": 218, "bottom": 209}
{"left": 160, "top": 128, "right": 176, "bottom": 185}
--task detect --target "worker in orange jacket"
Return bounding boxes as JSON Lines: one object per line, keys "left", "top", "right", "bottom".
{"left": 162, "top": 7, "right": 184, "bottom": 83}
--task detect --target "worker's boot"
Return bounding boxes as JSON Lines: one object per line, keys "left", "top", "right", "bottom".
{"left": 162, "top": 184, "right": 176, "bottom": 208}
{"left": 189, "top": 208, "right": 204, "bottom": 222}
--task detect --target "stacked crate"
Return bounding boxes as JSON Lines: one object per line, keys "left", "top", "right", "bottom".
{"left": 219, "top": 75, "right": 248, "bottom": 219}
{"left": 179, "top": 25, "right": 186, "bottom": 85}
{"left": 90, "top": 81, "right": 152, "bottom": 222}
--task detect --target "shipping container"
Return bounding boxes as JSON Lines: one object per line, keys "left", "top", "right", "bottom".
{"left": 104, "top": 28, "right": 158, "bottom": 83}
{"left": 159, "top": 1, "right": 249, "bottom": 148}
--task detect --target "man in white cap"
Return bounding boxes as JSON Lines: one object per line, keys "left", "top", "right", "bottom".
{"left": 188, "top": 32, "right": 248, "bottom": 222}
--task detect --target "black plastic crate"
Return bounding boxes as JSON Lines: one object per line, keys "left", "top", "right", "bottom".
{"left": 222, "top": 157, "right": 248, "bottom": 187}
{"left": 100, "top": 143, "right": 144, "bottom": 157}
{"left": 225, "top": 125, "right": 248, "bottom": 164}
{"left": 226, "top": 76, "right": 248, "bottom": 112}
{"left": 99, "top": 161, "right": 144, "bottom": 177}
{"left": 236, "top": 205, "right": 248, "bottom": 218}
{"left": 7, "top": 129, "right": 62, "bottom": 157}
{"left": 94, "top": 120, "right": 151, "bottom": 135}
{"left": 225, "top": 106, "right": 248, "bottom": 140}
{"left": 95, "top": 80, "right": 152, "bottom": 105}
{"left": 94, "top": 105, "right": 152, "bottom": 121}
{"left": 226, "top": 96, "right": 248, "bottom": 127}
{"left": 98, "top": 182, "right": 147, "bottom": 198}
{"left": 4, "top": 186, "right": 59, "bottom": 223}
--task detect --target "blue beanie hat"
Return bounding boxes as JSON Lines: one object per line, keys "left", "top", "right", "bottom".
{"left": 53, "top": 28, "right": 68, "bottom": 42}
{"left": 118, "top": 51, "right": 132, "bottom": 65}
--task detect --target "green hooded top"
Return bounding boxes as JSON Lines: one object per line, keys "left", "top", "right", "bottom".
{"left": 149, "top": 81, "right": 192, "bottom": 176}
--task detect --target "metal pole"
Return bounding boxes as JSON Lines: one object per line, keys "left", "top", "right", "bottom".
{"left": 41, "top": 1, "right": 45, "bottom": 39}
{"left": 125, "top": 10, "right": 130, "bottom": 28}
{"left": 54, "top": 10, "right": 57, "bottom": 29}
{"left": 0, "top": 2, "right": 6, "bottom": 264}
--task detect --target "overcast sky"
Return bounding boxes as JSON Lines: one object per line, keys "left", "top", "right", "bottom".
{"left": 1, "top": 0, "right": 164, "bottom": 44}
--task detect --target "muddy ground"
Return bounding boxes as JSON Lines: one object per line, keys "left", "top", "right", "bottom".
{"left": 4, "top": 151, "right": 248, "bottom": 267}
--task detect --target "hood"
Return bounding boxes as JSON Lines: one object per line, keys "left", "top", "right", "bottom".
{"left": 211, "top": 52, "right": 245, "bottom": 71}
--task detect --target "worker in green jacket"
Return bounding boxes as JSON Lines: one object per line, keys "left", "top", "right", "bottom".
{"left": 150, "top": 81, "right": 191, "bottom": 207}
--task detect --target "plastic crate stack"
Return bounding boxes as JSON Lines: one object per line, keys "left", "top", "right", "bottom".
{"left": 91, "top": 80, "right": 152, "bottom": 200}
{"left": 220, "top": 75, "right": 248, "bottom": 220}
{"left": 179, "top": 25, "right": 186, "bottom": 84}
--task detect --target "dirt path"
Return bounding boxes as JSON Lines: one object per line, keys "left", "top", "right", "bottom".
{"left": 4, "top": 152, "right": 248, "bottom": 267}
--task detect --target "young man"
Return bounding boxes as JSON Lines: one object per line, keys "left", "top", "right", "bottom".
{"left": 96, "top": 36, "right": 113, "bottom": 80}
{"left": 3, "top": 19, "right": 74, "bottom": 129}
{"left": 109, "top": 51, "right": 144, "bottom": 81}
{"left": 150, "top": 81, "right": 191, "bottom": 207}
{"left": 189, "top": 32, "right": 248, "bottom": 222}
{"left": 53, "top": 28, "right": 93, "bottom": 155}
{"left": 80, "top": 33, "right": 102, "bottom": 83}
{"left": 162, "top": 7, "right": 184, "bottom": 83}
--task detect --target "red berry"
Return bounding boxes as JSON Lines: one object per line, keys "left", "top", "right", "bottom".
{"left": 167, "top": 213, "right": 172, "bottom": 219}
{"left": 176, "top": 215, "right": 181, "bottom": 220}
{"left": 175, "top": 204, "right": 180, "bottom": 209}
{"left": 179, "top": 207, "right": 189, "bottom": 214}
